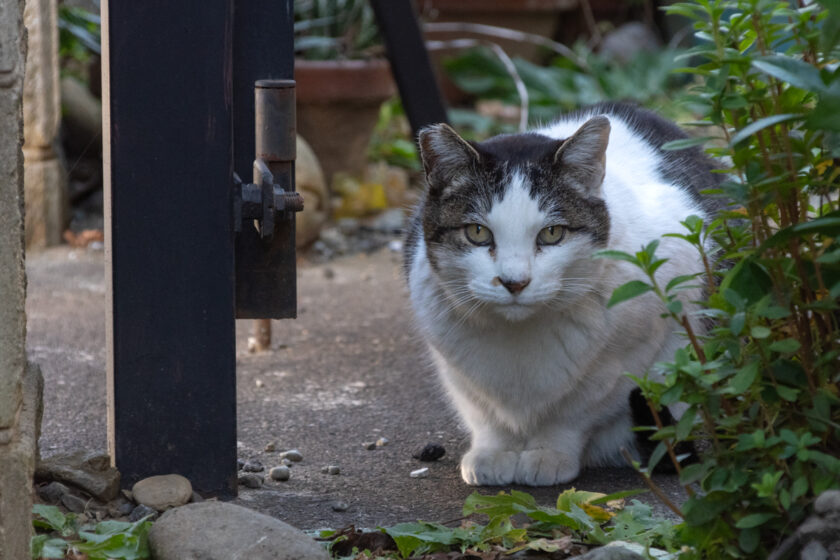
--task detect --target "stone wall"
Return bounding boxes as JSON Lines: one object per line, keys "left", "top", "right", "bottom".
{"left": 23, "top": 0, "right": 65, "bottom": 248}
{"left": 0, "top": 0, "right": 44, "bottom": 556}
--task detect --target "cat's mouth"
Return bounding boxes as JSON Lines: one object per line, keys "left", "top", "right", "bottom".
{"left": 493, "top": 301, "right": 537, "bottom": 321}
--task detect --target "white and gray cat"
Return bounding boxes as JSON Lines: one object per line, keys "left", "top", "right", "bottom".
{"left": 405, "top": 102, "right": 720, "bottom": 486}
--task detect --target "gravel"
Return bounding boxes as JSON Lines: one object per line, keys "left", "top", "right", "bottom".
{"left": 269, "top": 466, "right": 291, "bottom": 481}
{"left": 242, "top": 460, "right": 265, "bottom": 473}
{"left": 279, "top": 449, "right": 303, "bottom": 462}
{"left": 321, "top": 465, "right": 340, "bottom": 475}
{"left": 331, "top": 501, "right": 349, "bottom": 512}
{"left": 409, "top": 468, "right": 430, "bottom": 479}
{"left": 413, "top": 443, "right": 446, "bottom": 462}
{"left": 238, "top": 474, "right": 264, "bottom": 488}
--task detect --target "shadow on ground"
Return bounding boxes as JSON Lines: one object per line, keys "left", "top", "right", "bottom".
{"left": 27, "top": 245, "right": 685, "bottom": 530}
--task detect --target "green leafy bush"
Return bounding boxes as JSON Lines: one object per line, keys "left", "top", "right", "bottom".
{"left": 598, "top": 0, "right": 840, "bottom": 557}
{"left": 31, "top": 504, "right": 152, "bottom": 560}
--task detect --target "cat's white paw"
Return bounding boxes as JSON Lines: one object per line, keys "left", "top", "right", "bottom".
{"left": 460, "top": 449, "right": 518, "bottom": 486}
{"left": 514, "top": 449, "right": 580, "bottom": 486}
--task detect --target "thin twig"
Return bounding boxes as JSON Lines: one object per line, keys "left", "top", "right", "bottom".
{"left": 579, "top": 0, "right": 603, "bottom": 49}
{"left": 423, "top": 21, "right": 590, "bottom": 71}
{"left": 620, "top": 448, "right": 685, "bottom": 519}
{"left": 426, "top": 38, "right": 529, "bottom": 132}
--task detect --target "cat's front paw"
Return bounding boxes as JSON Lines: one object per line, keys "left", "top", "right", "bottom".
{"left": 460, "top": 448, "right": 518, "bottom": 486}
{"left": 515, "top": 449, "right": 580, "bottom": 486}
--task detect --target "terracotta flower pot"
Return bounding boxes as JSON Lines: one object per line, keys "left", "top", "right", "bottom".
{"left": 294, "top": 59, "right": 397, "bottom": 185}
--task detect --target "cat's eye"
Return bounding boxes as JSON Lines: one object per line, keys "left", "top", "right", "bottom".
{"left": 464, "top": 224, "right": 493, "bottom": 246}
{"left": 537, "top": 225, "right": 566, "bottom": 245}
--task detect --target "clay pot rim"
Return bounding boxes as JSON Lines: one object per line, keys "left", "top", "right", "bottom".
{"left": 295, "top": 57, "right": 396, "bottom": 103}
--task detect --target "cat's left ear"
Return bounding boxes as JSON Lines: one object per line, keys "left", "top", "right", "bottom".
{"left": 553, "top": 115, "right": 610, "bottom": 194}
{"left": 418, "top": 123, "right": 481, "bottom": 196}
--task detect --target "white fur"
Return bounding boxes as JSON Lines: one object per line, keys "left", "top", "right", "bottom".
{"left": 409, "top": 111, "right": 707, "bottom": 486}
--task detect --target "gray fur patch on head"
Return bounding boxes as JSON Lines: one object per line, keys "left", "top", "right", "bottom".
{"left": 553, "top": 115, "right": 610, "bottom": 195}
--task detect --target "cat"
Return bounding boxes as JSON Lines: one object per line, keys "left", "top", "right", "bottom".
{"left": 404, "top": 102, "right": 721, "bottom": 486}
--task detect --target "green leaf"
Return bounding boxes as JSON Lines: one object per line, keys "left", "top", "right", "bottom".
{"left": 751, "top": 326, "right": 771, "bottom": 339}
{"left": 769, "top": 339, "right": 801, "bottom": 353}
{"left": 679, "top": 462, "right": 709, "bottom": 485}
{"left": 752, "top": 56, "right": 827, "bottom": 93}
{"left": 735, "top": 512, "right": 776, "bottom": 529}
{"left": 676, "top": 406, "right": 697, "bottom": 440}
{"left": 729, "top": 362, "right": 759, "bottom": 394}
{"left": 606, "top": 281, "right": 653, "bottom": 308}
{"left": 589, "top": 488, "right": 649, "bottom": 504}
{"left": 661, "top": 136, "right": 717, "bottom": 151}
{"left": 592, "top": 249, "right": 639, "bottom": 264}
{"left": 666, "top": 273, "right": 701, "bottom": 293}
{"left": 777, "top": 385, "right": 800, "bottom": 401}
{"left": 32, "top": 505, "right": 67, "bottom": 533}
{"left": 729, "top": 113, "right": 803, "bottom": 146}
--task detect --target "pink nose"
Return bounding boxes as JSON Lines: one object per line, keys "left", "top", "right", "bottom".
{"left": 497, "top": 277, "right": 530, "bottom": 295}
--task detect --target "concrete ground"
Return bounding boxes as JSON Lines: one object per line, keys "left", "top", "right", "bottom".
{"left": 27, "top": 244, "right": 686, "bottom": 531}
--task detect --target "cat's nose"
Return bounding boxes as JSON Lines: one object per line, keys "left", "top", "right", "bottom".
{"left": 497, "top": 277, "right": 531, "bottom": 295}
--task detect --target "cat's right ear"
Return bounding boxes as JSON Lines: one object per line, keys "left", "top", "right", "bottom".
{"left": 418, "top": 124, "right": 480, "bottom": 196}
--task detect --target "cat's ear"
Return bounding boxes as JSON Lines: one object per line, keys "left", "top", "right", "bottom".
{"left": 418, "top": 124, "right": 480, "bottom": 194}
{"left": 553, "top": 115, "right": 610, "bottom": 194}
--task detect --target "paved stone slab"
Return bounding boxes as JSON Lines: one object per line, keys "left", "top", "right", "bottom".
{"left": 148, "top": 501, "right": 329, "bottom": 560}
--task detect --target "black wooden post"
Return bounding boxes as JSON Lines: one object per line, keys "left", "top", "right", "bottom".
{"left": 103, "top": 0, "right": 238, "bottom": 496}
{"left": 369, "top": 0, "right": 449, "bottom": 136}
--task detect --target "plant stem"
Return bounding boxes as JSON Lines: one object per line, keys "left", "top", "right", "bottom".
{"left": 620, "top": 448, "right": 685, "bottom": 519}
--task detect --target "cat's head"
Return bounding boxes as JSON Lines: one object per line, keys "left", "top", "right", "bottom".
{"left": 417, "top": 116, "right": 611, "bottom": 322}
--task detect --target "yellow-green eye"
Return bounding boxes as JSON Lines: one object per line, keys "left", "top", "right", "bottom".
{"left": 464, "top": 223, "right": 493, "bottom": 246}
{"left": 537, "top": 225, "right": 565, "bottom": 245}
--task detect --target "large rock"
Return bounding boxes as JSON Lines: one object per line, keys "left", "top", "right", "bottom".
{"left": 131, "top": 474, "right": 192, "bottom": 511}
{"left": 149, "top": 501, "right": 330, "bottom": 560}
{"left": 35, "top": 450, "right": 120, "bottom": 501}
{"left": 295, "top": 135, "right": 328, "bottom": 248}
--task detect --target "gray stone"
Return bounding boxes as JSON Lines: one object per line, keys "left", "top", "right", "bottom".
{"left": 60, "top": 493, "right": 87, "bottom": 513}
{"left": 37, "top": 481, "right": 69, "bottom": 504}
{"left": 814, "top": 490, "right": 840, "bottom": 517}
{"left": 149, "top": 501, "right": 329, "bottom": 560}
{"left": 362, "top": 441, "right": 376, "bottom": 450}
{"left": 321, "top": 465, "right": 340, "bottom": 475}
{"left": 270, "top": 466, "right": 290, "bottom": 481}
{"left": 243, "top": 459, "right": 265, "bottom": 472}
{"left": 132, "top": 474, "right": 192, "bottom": 511}
{"left": 331, "top": 501, "right": 349, "bottom": 512}
{"left": 264, "top": 441, "right": 277, "bottom": 452}
{"left": 190, "top": 491, "right": 204, "bottom": 503}
{"left": 129, "top": 504, "right": 157, "bottom": 522}
{"left": 800, "top": 541, "right": 829, "bottom": 560}
{"left": 575, "top": 545, "right": 645, "bottom": 560}
{"left": 280, "top": 449, "right": 303, "bottom": 462}
{"left": 238, "top": 473, "right": 263, "bottom": 488}
{"left": 35, "top": 450, "right": 121, "bottom": 501}
{"left": 375, "top": 437, "right": 389, "bottom": 447}
{"left": 409, "top": 468, "right": 429, "bottom": 478}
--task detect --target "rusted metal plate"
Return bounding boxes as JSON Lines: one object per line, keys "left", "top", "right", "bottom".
{"left": 233, "top": 4, "right": 297, "bottom": 319}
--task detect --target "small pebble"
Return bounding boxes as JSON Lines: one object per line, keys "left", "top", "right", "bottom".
{"left": 331, "top": 501, "right": 349, "bottom": 512}
{"left": 413, "top": 442, "right": 446, "bottom": 462}
{"left": 60, "top": 493, "right": 87, "bottom": 514}
{"left": 238, "top": 474, "right": 263, "bottom": 488}
{"left": 410, "top": 467, "right": 430, "bottom": 478}
{"left": 242, "top": 459, "right": 264, "bottom": 472}
{"left": 321, "top": 465, "right": 340, "bottom": 475}
{"left": 323, "top": 267, "right": 335, "bottom": 279}
{"left": 129, "top": 504, "right": 157, "bottom": 522}
{"left": 280, "top": 449, "right": 303, "bottom": 462}
{"left": 362, "top": 441, "right": 376, "bottom": 450}
{"left": 190, "top": 491, "right": 204, "bottom": 503}
{"left": 117, "top": 501, "right": 135, "bottom": 516}
{"left": 376, "top": 437, "right": 389, "bottom": 447}
{"left": 264, "top": 441, "right": 277, "bottom": 452}
{"left": 281, "top": 458, "right": 293, "bottom": 467}
{"left": 237, "top": 458, "right": 245, "bottom": 470}
{"left": 255, "top": 379, "right": 264, "bottom": 388}
{"left": 269, "top": 466, "right": 290, "bottom": 481}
